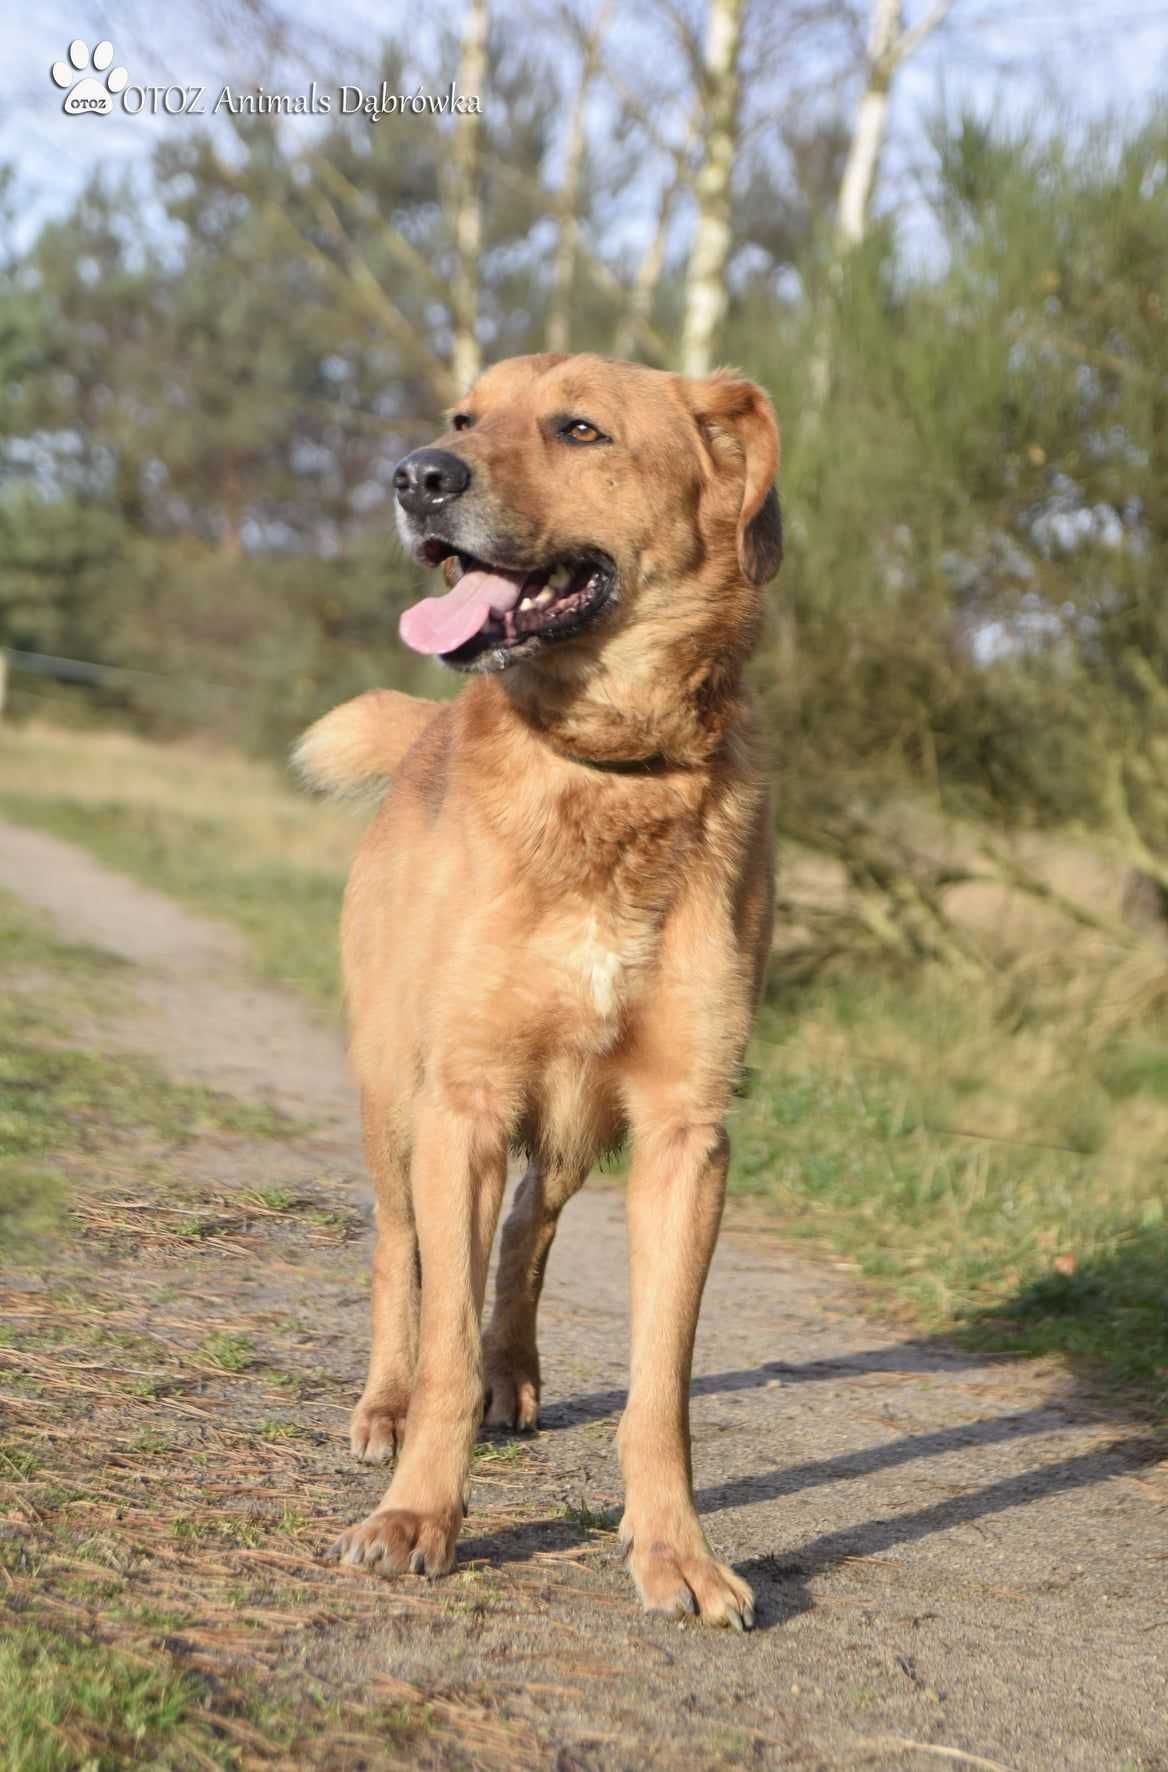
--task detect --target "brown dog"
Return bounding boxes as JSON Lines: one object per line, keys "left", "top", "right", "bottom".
{"left": 297, "top": 352, "right": 780, "bottom": 1627}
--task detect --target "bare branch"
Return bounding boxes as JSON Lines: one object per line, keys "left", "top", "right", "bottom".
{"left": 488, "top": 159, "right": 672, "bottom": 359}
{"left": 891, "top": 0, "right": 958, "bottom": 68}
{"left": 311, "top": 158, "right": 449, "bottom": 307}
{"left": 612, "top": 99, "right": 699, "bottom": 361}
{"left": 273, "top": 184, "right": 456, "bottom": 406}
{"left": 601, "top": 61, "right": 697, "bottom": 180}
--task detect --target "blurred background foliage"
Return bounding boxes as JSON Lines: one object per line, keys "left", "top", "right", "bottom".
{"left": 1, "top": 13, "right": 1164, "bottom": 869}
{"left": 2, "top": 0, "right": 1168, "bottom": 1391}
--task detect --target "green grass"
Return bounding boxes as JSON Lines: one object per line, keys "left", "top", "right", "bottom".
{"left": 2, "top": 722, "right": 1166, "bottom": 1409}
{"left": 972, "top": 1225, "right": 1168, "bottom": 1376}
{"left": 198, "top": 1332, "right": 255, "bottom": 1373}
{"left": 0, "top": 1624, "right": 211, "bottom": 1771}
{"left": 0, "top": 891, "right": 292, "bottom": 1254}
{"left": 472, "top": 1438, "right": 529, "bottom": 1464}
{"left": 0, "top": 1167, "right": 68, "bottom": 1252}
{"left": 0, "top": 1015, "right": 291, "bottom": 1159}
{"left": 734, "top": 976, "right": 1168, "bottom": 1404}
{"left": 562, "top": 1500, "right": 620, "bottom": 1534}
{"left": 1094, "top": 1042, "right": 1168, "bottom": 1103}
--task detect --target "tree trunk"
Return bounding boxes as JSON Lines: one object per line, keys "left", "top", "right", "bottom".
{"left": 450, "top": 0, "right": 488, "bottom": 391}
{"left": 806, "top": 0, "right": 955, "bottom": 420}
{"left": 546, "top": 0, "right": 612, "bottom": 355}
{"left": 835, "top": 0, "right": 901, "bottom": 251}
{"left": 679, "top": 0, "right": 745, "bottom": 378}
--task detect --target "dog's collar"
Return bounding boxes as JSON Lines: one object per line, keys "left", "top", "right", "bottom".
{"left": 553, "top": 747, "right": 674, "bottom": 776}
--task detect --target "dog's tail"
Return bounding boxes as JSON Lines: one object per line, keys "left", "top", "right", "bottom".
{"left": 293, "top": 689, "right": 443, "bottom": 796}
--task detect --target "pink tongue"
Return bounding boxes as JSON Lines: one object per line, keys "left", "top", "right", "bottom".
{"left": 399, "top": 567, "right": 524, "bottom": 656}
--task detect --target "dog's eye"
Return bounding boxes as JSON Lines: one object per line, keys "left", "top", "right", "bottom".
{"left": 450, "top": 412, "right": 475, "bottom": 432}
{"left": 560, "top": 418, "right": 606, "bottom": 446}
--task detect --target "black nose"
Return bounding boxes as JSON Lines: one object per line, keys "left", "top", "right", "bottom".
{"left": 393, "top": 447, "right": 471, "bottom": 518}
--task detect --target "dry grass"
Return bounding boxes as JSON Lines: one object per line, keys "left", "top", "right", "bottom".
{"left": 0, "top": 869, "right": 627, "bottom": 1770}
{"left": 3, "top": 718, "right": 1167, "bottom": 1404}
{"left": 0, "top": 1282, "right": 565, "bottom": 1769}
{"left": 0, "top": 722, "right": 356, "bottom": 1006}
{"left": 0, "top": 1203, "right": 634, "bottom": 1772}
{"left": 0, "top": 719, "right": 360, "bottom": 879}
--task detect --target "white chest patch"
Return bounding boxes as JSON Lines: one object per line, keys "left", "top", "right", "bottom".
{"left": 561, "top": 912, "right": 652, "bottom": 1022}
{"left": 576, "top": 915, "right": 623, "bottom": 1017}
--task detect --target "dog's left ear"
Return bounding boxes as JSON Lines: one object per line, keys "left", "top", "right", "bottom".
{"left": 686, "top": 371, "right": 782, "bottom": 585}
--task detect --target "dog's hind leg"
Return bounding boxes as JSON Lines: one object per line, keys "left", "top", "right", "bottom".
{"left": 482, "top": 1155, "right": 587, "bottom": 1431}
{"left": 350, "top": 1092, "right": 418, "bottom": 1465}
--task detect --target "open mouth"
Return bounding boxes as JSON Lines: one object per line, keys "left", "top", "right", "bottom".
{"left": 400, "top": 542, "right": 615, "bottom": 668}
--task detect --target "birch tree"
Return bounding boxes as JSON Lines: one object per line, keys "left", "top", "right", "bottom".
{"left": 679, "top": 0, "right": 746, "bottom": 376}
{"left": 449, "top": 0, "right": 489, "bottom": 390}
{"left": 806, "top": 0, "right": 956, "bottom": 417}
{"left": 834, "top": 0, "right": 956, "bottom": 251}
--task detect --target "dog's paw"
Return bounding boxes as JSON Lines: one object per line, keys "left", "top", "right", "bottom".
{"left": 483, "top": 1354, "right": 539, "bottom": 1431}
{"left": 323, "top": 1506, "right": 460, "bottom": 1578}
{"left": 622, "top": 1532, "right": 755, "bottom": 1630}
{"left": 349, "top": 1392, "right": 409, "bottom": 1464}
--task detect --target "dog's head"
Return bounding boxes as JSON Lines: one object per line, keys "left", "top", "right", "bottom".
{"left": 393, "top": 354, "right": 781, "bottom": 687}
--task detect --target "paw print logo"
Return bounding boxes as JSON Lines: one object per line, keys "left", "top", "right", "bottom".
{"left": 51, "top": 40, "right": 128, "bottom": 116}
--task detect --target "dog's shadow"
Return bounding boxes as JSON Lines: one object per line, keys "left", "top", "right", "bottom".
{"left": 462, "top": 1344, "right": 1163, "bottom": 1633}
{"left": 457, "top": 1505, "right": 816, "bottom": 1632}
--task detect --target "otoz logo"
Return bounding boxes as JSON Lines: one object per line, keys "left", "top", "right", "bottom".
{"left": 121, "top": 85, "right": 206, "bottom": 115}
{"left": 49, "top": 39, "right": 475, "bottom": 123}
{"left": 51, "top": 40, "right": 128, "bottom": 115}
{"left": 51, "top": 39, "right": 205, "bottom": 117}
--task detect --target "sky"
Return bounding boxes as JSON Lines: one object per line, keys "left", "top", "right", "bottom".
{"left": 3, "top": 0, "right": 1166, "bottom": 262}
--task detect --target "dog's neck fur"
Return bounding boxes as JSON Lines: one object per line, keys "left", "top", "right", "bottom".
{"left": 497, "top": 629, "right": 753, "bottom": 772}
{"left": 459, "top": 651, "right": 766, "bottom": 916}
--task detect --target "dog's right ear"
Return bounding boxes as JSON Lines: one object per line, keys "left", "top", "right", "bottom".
{"left": 685, "top": 371, "right": 782, "bottom": 586}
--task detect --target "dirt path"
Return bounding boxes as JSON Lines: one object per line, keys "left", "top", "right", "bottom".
{"left": 2, "top": 820, "right": 1165, "bottom": 1772}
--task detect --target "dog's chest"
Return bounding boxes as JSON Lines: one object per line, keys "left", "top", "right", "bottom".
{"left": 534, "top": 900, "right": 658, "bottom": 1036}
{"left": 566, "top": 911, "right": 639, "bottom": 1018}
{"left": 501, "top": 783, "right": 699, "bottom": 1045}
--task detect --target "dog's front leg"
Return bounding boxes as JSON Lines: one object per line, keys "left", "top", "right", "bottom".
{"left": 327, "top": 1099, "right": 507, "bottom": 1578}
{"left": 617, "top": 1119, "right": 755, "bottom": 1629}
{"left": 350, "top": 1095, "right": 418, "bottom": 1465}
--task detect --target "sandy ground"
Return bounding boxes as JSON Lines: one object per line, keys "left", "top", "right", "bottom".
{"left": 1, "top": 818, "right": 1165, "bottom": 1772}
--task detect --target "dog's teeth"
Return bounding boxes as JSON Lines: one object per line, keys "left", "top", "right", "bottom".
{"left": 548, "top": 565, "right": 572, "bottom": 591}
{"left": 518, "top": 595, "right": 534, "bottom": 611}
{"left": 533, "top": 586, "right": 555, "bottom": 606}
